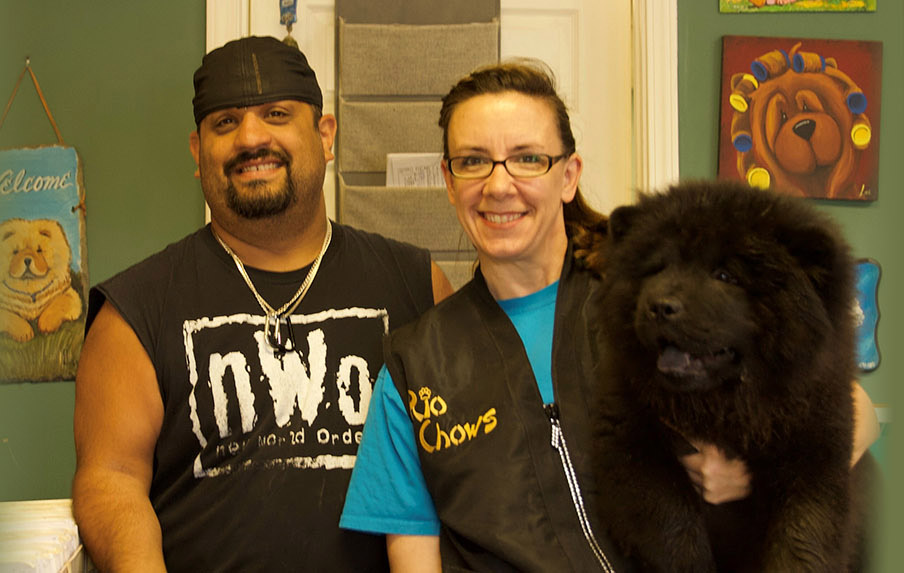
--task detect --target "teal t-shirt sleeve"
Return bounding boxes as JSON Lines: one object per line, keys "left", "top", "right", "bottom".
{"left": 340, "top": 365, "right": 441, "bottom": 536}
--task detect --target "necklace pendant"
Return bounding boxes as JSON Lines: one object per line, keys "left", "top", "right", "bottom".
{"left": 264, "top": 313, "right": 283, "bottom": 352}
{"left": 265, "top": 313, "right": 297, "bottom": 356}
{"left": 213, "top": 220, "right": 332, "bottom": 355}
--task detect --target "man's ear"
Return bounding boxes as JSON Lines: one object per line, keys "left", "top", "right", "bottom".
{"left": 318, "top": 114, "right": 337, "bottom": 162}
{"left": 189, "top": 130, "right": 201, "bottom": 178}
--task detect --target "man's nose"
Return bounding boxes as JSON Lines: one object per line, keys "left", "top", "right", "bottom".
{"left": 234, "top": 113, "right": 272, "bottom": 149}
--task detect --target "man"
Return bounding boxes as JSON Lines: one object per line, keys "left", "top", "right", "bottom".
{"left": 72, "top": 36, "right": 452, "bottom": 572}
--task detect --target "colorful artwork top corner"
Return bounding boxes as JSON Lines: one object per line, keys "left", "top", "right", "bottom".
{"left": 719, "top": 0, "right": 876, "bottom": 13}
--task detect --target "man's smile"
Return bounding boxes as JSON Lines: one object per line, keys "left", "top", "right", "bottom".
{"left": 235, "top": 160, "right": 282, "bottom": 175}
{"left": 225, "top": 149, "right": 289, "bottom": 179}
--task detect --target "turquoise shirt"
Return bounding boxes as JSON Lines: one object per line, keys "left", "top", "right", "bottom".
{"left": 339, "top": 281, "right": 559, "bottom": 535}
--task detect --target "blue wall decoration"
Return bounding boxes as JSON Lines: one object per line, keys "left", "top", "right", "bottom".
{"left": 854, "top": 258, "right": 880, "bottom": 372}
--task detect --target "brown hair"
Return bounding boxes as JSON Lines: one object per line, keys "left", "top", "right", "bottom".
{"left": 439, "top": 59, "right": 607, "bottom": 264}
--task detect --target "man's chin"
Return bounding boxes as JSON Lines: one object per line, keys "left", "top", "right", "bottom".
{"left": 228, "top": 202, "right": 293, "bottom": 219}
{"left": 223, "top": 180, "right": 295, "bottom": 219}
{"left": 226, "top": 193, "right": 293, "bottom": 219}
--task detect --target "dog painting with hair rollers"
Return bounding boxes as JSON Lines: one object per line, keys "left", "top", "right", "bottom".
{"left": 718, "top": 36, "right": 882, "bottom": 201}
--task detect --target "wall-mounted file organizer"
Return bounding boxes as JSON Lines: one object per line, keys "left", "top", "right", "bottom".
{"left": 335, "top": 0, "right": 499, "bottom": 289}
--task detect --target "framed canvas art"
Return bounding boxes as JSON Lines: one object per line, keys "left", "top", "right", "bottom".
{"left": 720, "top": 0, "right": 876, "bottom": 13}
{"left": 718, "top": 35, "right": 882, "bottom": 200}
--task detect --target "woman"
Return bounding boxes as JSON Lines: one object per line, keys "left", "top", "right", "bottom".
{"left": 340, "top": 61, "right": 878, "bottom": 572}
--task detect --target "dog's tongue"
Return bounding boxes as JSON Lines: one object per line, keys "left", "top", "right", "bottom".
{"left": 657, "top": 346, "right": 706, "bottom": 377}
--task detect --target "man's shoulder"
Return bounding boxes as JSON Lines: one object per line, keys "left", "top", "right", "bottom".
{"left": 329, "top": 223, "right": 436, "bottom": 327}
{"left": 102, "top": 227, "right": 213, "bottom": 285}
{"left": 87, "top": 227, "right": 213, "bottom": 325}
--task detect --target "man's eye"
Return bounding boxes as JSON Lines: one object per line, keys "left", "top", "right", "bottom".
{"left": 267, "top": 109, "right": 289, "bottom": 119}
{"left": 213, "top": 117, "right": 235, "bottom": 129}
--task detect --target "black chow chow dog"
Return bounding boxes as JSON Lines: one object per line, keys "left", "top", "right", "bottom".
{"left": 590, "top": 180, "right": 874, "bottom": 572}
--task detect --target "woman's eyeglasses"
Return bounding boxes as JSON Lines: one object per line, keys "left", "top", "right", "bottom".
{"left": 446, "top": 153, "right": 570, "bottom": 180}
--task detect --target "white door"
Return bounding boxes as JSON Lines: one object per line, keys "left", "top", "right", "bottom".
{"left": 206, "top": 0, "right": 674, "bottom": 217}
{"left": 499, "top": 0, "right": 631, "bottom": 214}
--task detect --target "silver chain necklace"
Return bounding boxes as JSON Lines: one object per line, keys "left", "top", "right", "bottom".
{"left": 212, "top": 220, "right": 332, "bottom": 353}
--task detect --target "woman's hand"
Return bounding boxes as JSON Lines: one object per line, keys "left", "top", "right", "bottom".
{"left": 679, "top": 442, "right": 751, "bottom": 505}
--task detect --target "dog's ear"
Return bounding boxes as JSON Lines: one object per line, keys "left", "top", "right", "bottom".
{"left": 781, "top": 222, "right": 852, "bottom": 317}
{"left": 607, "top": 205, "right": 640, "bottom": 245}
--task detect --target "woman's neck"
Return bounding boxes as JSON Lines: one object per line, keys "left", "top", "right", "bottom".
{"left": 480, "top": 243, "right": 567, "bottom": 301}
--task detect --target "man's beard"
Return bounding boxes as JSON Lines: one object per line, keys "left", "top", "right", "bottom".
{"left": 223, "top": 149, "right": 296, "bottom": 219}
{"left": 224, "top": 174, "right": 296, "bottom": 219}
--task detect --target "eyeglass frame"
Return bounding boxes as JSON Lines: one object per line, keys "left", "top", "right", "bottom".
{"left": 445, "top": 152, "right": 572, "bottom": 180}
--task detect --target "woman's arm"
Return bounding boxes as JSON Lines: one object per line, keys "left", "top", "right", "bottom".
{"left": 851, "top": 381, "right": 880, "bottom": 465}
{"left": 387, "top": 534, "right": 441, "bottom": 573}
{"left": 679, "top": 381, "right": 879, "bottom": 504}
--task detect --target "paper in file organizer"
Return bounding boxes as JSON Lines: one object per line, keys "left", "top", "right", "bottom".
{"left": 385, "top": 153, "right": 444, "bottom": 187}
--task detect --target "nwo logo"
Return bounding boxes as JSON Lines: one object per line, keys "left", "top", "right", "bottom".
{"left": 183, "top": 308, "right": 388, "bottom": 453}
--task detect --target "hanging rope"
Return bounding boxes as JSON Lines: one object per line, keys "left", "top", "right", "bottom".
{"left": 0, "top": 57, "right": 65, "bottom": 145}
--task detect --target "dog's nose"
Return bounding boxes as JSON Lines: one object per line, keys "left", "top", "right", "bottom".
{"left": 23, "top": 257, "right": 33, "bottom": 268}
{"left": 649, "top": 297, "right": 684, "bottom": 321}
{"left": 793, "top": 118, "right": 816, "bottom": 141}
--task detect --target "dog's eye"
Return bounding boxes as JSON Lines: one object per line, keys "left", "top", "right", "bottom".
{"left": 802, "top": 102, "right": 809, "bottom": 112}
{"left": 639, "top": 258, "right": 665, "bottom": 278}
{"left": 713, "top": 269, "right": 737, "bottom": 285}
{"left": 780, "top": 111, "right": 788, "bottom": 123}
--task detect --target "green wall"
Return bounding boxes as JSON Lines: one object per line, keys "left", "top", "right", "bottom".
{"left": 0, "top": 2, "right": 205, "bottom": 500}
{"left": 677, "top": 2, "right": 901, "bottom": 570}
{"left": 1, "top": 1, "right": 899, "bottom": 567}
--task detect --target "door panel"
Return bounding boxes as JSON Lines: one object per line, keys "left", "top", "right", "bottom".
{"left": 501, "top": 0, "right": 632, "bottom": 213}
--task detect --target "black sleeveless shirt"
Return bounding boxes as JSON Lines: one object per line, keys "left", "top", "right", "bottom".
{"left": 88, "top": 223, "right": 434, "bottom": 572}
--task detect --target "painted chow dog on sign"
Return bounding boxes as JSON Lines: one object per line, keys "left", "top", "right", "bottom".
{"left": 0, "top": 218, "right": 82, "bottom": 342}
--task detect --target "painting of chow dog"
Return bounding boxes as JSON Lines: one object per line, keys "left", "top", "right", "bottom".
{"left": 591, "top": 181, "right": 874, "bottom": 572}
{"left": 0, "top": 218, "right": 83, "bottom": 342}
{"left": 718, "top": 36, "right": 881, "bottom": 201}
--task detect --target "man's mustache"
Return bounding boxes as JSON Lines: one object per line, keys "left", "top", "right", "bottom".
{"left": 224, "top": 149, "right": 290, "bottom": 173}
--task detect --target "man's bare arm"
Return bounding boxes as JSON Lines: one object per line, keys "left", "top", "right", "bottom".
{"left": 72, "top": 302, "right": 166, "bottom": 572}
{"left": 431, "top": 261, "right": 455, "bottom": 304}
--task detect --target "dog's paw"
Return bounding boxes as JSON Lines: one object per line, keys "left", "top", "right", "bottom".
{"left": 37, "top": 289, "right": 82, "bottom": 334}
{"left": 1, "top": 313, "right": 35, "bottom": 342}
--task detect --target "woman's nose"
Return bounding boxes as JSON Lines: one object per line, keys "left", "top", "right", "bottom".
{"left": 483, "top": 161, "right": 515, "bottom": 196}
